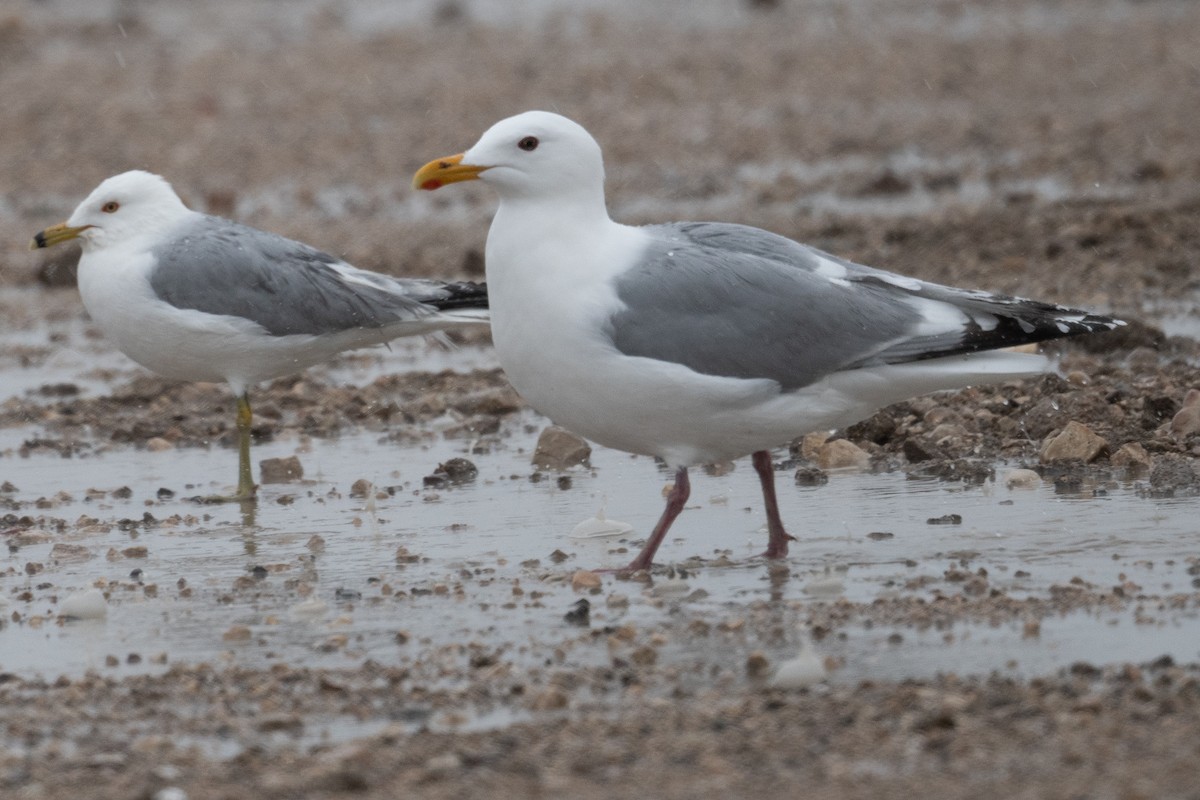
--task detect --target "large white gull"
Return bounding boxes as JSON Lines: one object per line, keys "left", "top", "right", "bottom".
{"left": 414, "top": 111, "right": 1122, "bottom": 572}
{"left": 32, "top": 170, "right": 489, "bottom": 502}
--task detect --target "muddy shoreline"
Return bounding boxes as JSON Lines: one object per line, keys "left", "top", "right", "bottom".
{"left": 2, "top": 0, "right": 1200, "bottom": 797}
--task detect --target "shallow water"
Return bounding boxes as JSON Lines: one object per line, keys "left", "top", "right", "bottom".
{"left": 3, "top": 412, "right": 1198, "bottom": 685}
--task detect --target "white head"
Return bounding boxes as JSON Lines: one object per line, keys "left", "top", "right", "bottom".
{"left": 413, "top": 111, "right": 607, "bottom": 208}
{"left": 31, "top": 170, "right": 191, "bottom": 252}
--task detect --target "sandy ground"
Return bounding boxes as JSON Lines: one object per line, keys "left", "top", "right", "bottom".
{"left": 2, "top": 0, "right": 1200, "bottom": 797}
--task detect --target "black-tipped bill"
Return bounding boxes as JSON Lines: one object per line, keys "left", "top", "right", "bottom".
{"left": 30, "top": 222, "right": 91, "bottom": 250}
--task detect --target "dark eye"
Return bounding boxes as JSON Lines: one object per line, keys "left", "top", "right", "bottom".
{"left": 101, "top": 201, "right": 120, "bottom": 213}
{"left": 518, "top": 136, "right": 539, "bottom": 152}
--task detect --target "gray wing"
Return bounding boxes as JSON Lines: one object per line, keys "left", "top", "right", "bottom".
{"left": 609, "top": 222, "right": 1121, "bottom": 391}
{"left": 149, "top": 215, "right": 487, "bottom": 336}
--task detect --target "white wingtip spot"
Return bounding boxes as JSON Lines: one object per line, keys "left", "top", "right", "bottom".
{"left": 877, "top": 273, "right": 923, "bottom": 292}
{"left": 813, "top": 256, "right": 848, "bottom": 281}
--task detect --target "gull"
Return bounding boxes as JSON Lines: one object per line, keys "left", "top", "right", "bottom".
{"left": 32, "top": 170, "right": 488, "bottom": 502}
{"left": 413, "top": 110, "right": 1122, "bottom": 572}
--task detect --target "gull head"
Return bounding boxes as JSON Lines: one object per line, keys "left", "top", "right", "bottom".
{"left": 413, "top": 111, "right": 606, "bottom": 205}
{"left": 31, "top": 170, "right": 191, "bottom": 252}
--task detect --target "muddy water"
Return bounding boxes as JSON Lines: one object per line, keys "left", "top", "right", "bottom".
{"left": 3, "top": 400, "right": 1198, "bottom": 687}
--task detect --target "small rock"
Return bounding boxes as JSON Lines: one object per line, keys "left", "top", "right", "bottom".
{"left": 531, "top": 426, "right": 591, "bottom": 470}
{"left": 564, "top": 598, "right": 590, "bottom": 626}
{"left": 1111, "top": 442, "right": 1151, "bottom": 469}
{"left": 606, "top": 593, "right": 630, "bottom": 609}
{"left": 530, "top": 688, "right": 570, "bottom": 711}
{"left": 796, "top": 431, "right": 830, "bottom": 460}
{"left": 60, "top": 588, "right": 107, "bottom": 620}
{"left": 803, "top": 576, "right": 845, "bottom": 597}
{"left": 256, "top": 714, "right": 304, "bottom": 733}
{"left": 770, "top": 648, "right": 827, "bottom": 688}
{"left": 570, "top": 570, "right": 602, "bottom": 592}
{"left": 222, "top": 625, "right": 252, "bottom": 641}
{"left": 9, "top": 529, "right": 51, "bottom": 547}
{"left": 424, "top": 458, "right": 478, "bottom": 487}
{"left": 793, "top": 467, "right": 829, "bottom": 487}
{"left": 866, "top": 531, "right": 894, "bottom": 541}
{"left": 50, "top": 543, "right": 93, "bottom": 562}
{"left": 1039, "top": 421, "right": 1108, "bottom": 464}
{"left": 1170, "top": 389, "right": 1200, "bottom": 436}
{"left": 745, "top": 651, "right": 771, "bottom": 678}
{"left": 260, "top": 456, "right": 304, "bottom": 484}
{"left": 927, "top": 513, "right": 963, "bottom": 525}
{"left": 1003, "top": 468, "right": 1042, "bottom": 489}
{"left": 145, "top": 437, "right": 174, "bottom": 452}
{"left": 349, "top": 479, "right": 373, "bottom": 498}
{"left": 1149, "top": 454, "right": 1199, "bottom": 491}
{"left": 425, "top": 752, "right": 463, "bottom": 773}
{"left": 815, "top": 439, "right": 870, "bottom": 470}
{"left": 630, "top": 646, "right": 658, "bottom": 666}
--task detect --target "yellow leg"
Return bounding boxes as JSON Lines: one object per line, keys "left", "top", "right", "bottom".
{"left": 196, "top": 393, "right": 258, "bottom": 505}
{"left": 234, "top": 394, "right": 257, "bottom": 501}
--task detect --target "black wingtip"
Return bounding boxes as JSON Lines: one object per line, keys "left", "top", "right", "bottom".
{"left": 430, "top": 281, "right": 490, "bottom": 311}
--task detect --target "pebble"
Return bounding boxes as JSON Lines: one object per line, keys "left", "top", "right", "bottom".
{"left": 1149, "top": 454, "right": 1199, "bottom": 490}
{"left": 260, "top": 455, "right": 304, "bottom": 484}
{"left": 794, "top": 467, "right": 829, "bottom": 486}
{"left": 770, "top": 648, "right": 828, "bottom": 689}
{"left": 1170, "top": 389, "right": 1200, "bottom": 436}
{"left": 815, "top": 439, "right": 870, "bottom": 470}
{"left": 49, "top": 543, "right": 92, "bottom": 562}
{"left": 424, "top": 458, "right": 478, "bottom": 487}
{"left": 803, "top": 576, "right": 845, "bottom": 597}
{"left": 424, "top": 753, "right": 463, "bottom": 773}
{"left": 531, "top": 425, "right": 592, "bottom": 470}
{"left": 529, "top": 687, "right": 569, "bottom": 711}
{"left": 570, "top": 570, "right": 602, "bottom": 592}
{"left": 798, "top": 431, "right": 830, "bottom": 460}
{"left": 564, "top": 598, "right": 590, "bottom": 626}
{"left": 59, "top": 588, "right": 107, "bottom": 620}
{"left": 1110, "top": 442, "right": 1151, "bottom": 468}
{"left": 651, "top": 578, "right": 691, "bottom": 597}
{"left": 1004, "top": 468, "right": 1042, "bottom": 489}
{"left": 1039, "top": 421, "right": 1108, "bottom": 464}
{"left": 145, "top": 437, "right": 173, "bottom": 452}
{"left": 745, "top": 651, "right": 771, "bottom": 678}
{"left": 222, "top": 625, "right": 252, "bottom": 642}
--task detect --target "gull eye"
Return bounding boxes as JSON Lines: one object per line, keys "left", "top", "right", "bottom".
{"left": 101, "top": 201, "right": 120, "bottom": 213}
{"left": 517, "top": 136, "right": 539, "bottom": 152}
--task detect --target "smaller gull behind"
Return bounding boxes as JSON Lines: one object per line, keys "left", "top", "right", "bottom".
{"left": 32, "top": 170, "right": 488, "bottom": 502}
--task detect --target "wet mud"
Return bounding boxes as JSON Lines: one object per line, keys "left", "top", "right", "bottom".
{"left": 2, "top": 0, "right": 1200, "bottom": 797}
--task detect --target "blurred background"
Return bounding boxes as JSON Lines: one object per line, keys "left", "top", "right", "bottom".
{"left": 3, "top": 0, "right": 1197, "bottom": 316}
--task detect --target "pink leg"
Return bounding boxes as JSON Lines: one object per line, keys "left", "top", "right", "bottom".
{"left": 624, "top": 466, "right": 690, "bottom": 573}
{"left": 753, "top": 450, "right": 794, "bottom": 559}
